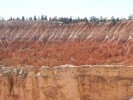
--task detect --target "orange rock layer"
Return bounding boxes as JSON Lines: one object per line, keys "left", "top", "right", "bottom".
{"left": 0, "top": 65, "right": 133, "bottom": 100}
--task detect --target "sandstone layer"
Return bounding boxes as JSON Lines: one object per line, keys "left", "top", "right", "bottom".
{"left": 0, "top": 65, "right": 133, "bottom": 100}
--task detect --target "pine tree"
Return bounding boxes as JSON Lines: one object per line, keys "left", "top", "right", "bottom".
{"left": 41, "top": 15, "right": 45, "bottom": 20}
{"left": 16, "top": 17, "right": 20, "bottom": 20}
{"left": 128, "top": 14, "right": 133, "bottom": 20}
{"left": 34, "top": 15, "right": 37, "bottom": 20}
{"left": 49, "top": 17, "right": 51, "bottom": 21}
{"left": 111, "top": 16, "right": 116, "bottom": 25}
{"left": 29, "top": 17, "right": 33, "bottom": 20}
{"left": 44, "top": 16, "right": 47, "bottom": 20}
{"left": 21, "top": 16, "right": 25, "bottom": 21}
{"left": 83, "top": 17, "right": 88, "bottom": 23}
{"left": 69, "top": 17, "right": 72, "bottom": 23}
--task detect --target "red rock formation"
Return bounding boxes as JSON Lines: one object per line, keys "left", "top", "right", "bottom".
{"left": 0, "top": 20, "right": 133, "bottom": 100}
{"left": 0, "top": 20, "right": 133, "bottom": 66}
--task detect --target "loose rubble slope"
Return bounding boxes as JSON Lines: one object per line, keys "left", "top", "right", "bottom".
{"left": 0, "top": 20, "right": 133, "bottom": 66}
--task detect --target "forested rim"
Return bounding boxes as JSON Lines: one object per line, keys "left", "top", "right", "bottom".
{"left": 0, "top": 14, "right": 133, "bottom": 25}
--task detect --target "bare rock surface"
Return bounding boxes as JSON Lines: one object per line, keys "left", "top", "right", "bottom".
{"left": 0, "top": 65, "right": 133, "bottom": 100}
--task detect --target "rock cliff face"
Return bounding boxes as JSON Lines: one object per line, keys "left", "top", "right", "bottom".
{"left": 0, "top": 65, "right": 133, "bottom": 100}
{"left": 0, "top": 20, "right": 133, "bottom": 100}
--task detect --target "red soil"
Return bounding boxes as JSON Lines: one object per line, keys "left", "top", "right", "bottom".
{"left": 0, "top": 20, "right": 133, "bottom": 67}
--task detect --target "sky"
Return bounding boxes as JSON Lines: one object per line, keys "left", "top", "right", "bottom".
{"left": 0, "top": 0, "right": 133, "bottom": 19}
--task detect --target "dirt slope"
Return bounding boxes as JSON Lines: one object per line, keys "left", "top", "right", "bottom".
{"left": 0, "top": 20, "right": 133, "bottom": 66}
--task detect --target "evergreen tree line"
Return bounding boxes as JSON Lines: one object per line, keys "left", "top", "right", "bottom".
{"left": 0, "top": 14, "right": 133, "bottom": 25}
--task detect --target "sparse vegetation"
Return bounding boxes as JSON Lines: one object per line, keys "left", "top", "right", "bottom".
{"left": 2, "top": 14, "right": 133, "bottom": 25}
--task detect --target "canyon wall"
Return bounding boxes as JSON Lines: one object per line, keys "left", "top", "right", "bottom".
{"left": 0, "top": 65, "right": 133, "bottom": 100}
{"left": 0, "top": 20, "right": 133, "bottom": 99}
{"left": 0, "top": 20, "right": 133, "bottom": 66}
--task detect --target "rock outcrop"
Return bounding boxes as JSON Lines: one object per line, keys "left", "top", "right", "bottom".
{"left": 0, "top": 65, "right": 133, "bottom": 100}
